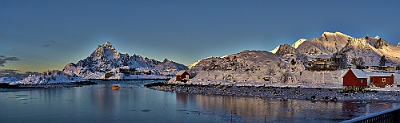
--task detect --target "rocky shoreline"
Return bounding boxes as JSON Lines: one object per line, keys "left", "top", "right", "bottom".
{"left": 145, "top": 82, "right": 400, "bottom": 102}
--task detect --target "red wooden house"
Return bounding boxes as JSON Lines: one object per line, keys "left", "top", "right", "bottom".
{"left": 176, "top": 71, "right": 190, "bottom": 82}
{"left": 342, "top": 69, "right": 368, "bottom": 91}
{"left": 369, "top": 73, "right": 394, "bottom": 87}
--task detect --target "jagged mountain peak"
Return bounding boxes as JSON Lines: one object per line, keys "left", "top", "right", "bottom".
{"left": 103, "top": 41, "right": 112, "bottom": 46}
{"left": 322, "top": 31, "right": 351, "bottom": 38}
{"left": 163, "top": 58, "right": 171, "bottom": 63}
{"left": 321, "top": 32, "right": 352, "bottom": 41}
{"left": 275, "top": 44, "right": 297, "bottom": 56}
{"left": 91, "top": 42, "right": 120, "bottom": 60}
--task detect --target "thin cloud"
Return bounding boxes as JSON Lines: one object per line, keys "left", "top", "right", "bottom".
{"left": 0, "top": 55, "right": 20, "bottom": 67}
{"left": 42, "top": 40, "right": 56, "bottom": 47}
{"left": 43, "top": 44, "right": 51, "bottom": 47}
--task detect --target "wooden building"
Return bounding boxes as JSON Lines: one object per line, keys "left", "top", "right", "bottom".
{"left": 369, "top": 73, "right": 395, "bottom": 87}
{"left": 365, "top": 63, "right": 398, "bottom": 71}
{"left": 342, "top": 69, "right": 368, "bottom": 91}
{"left": 308, "top": 55, "right": 340, "bottom": 70}
{"left": 176, "top": 71, "right": 190, "bottom": 82}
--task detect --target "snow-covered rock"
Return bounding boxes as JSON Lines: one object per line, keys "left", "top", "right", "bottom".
{"left": 185, "top": 50, "right": 308, "bottom": 86}
{"left": 0, "top": 77, "right": 21, "bottom": 83}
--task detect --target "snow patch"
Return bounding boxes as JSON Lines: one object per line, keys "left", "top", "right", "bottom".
{"left": 270, "top": 45, "right": 280, "bottom": 54}
{"left": 292, "top": 38, "right": 307, "bottom": 49}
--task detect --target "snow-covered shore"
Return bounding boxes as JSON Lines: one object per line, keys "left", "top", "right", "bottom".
{"left": 146, "top": 82, "right": 400, "bottom": 102}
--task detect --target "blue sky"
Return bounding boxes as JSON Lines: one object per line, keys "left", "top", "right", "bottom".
{"left": 1, "top": 0, "right": 400, "bottom": 73}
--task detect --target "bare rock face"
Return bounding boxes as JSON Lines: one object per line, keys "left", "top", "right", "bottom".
{"left": 275, "top": 44, "right": 297, "bottom": 56}
{"left": 374, "top": 38, "right": 389, "bottom": 49}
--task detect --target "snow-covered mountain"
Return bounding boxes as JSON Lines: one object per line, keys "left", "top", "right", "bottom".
{"left": 187, "top": 50, "right": 305, "bottom": 84}
{"left": 341, "top": 35, "right": 400, "bottom": 64}
{"left": 63, "top": 42, "right": 188, "bottom": 79}
{"left": 296, "top": 32, "right": 351, "bottom": 56}
{"left": 270, "top": 32, "right": 400, "bottom": 65}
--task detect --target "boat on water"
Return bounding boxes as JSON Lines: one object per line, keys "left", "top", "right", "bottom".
{"left": 112, "top": 85, "right": 120, "bottom": 90}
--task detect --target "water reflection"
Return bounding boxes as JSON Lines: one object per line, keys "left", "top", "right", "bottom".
{"left": 176, "top": 93, "right": 400, "bottom": 123}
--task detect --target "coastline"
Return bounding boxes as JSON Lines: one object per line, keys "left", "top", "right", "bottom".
{"left": 145, "top": 82, "right": 400, "bottom": 103}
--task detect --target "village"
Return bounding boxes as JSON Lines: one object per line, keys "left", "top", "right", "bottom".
{"left": 171, "top": 53, "right": 399, "bottom": 91}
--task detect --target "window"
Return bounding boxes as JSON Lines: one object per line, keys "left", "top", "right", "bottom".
{"left": 382, "top": 78, "right": 386, "bottom": 82}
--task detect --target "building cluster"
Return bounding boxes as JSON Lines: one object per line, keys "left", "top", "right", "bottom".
{"left": 308, "top": 54, "right": 399, "bottom": 71}
{"left": 307, "top": 55, "right": 342, "bottom": 70}
{"left": 342, "top": 69, "right": 396, "bottom": 91}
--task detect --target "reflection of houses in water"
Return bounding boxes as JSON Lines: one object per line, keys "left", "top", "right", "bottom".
{"left": 341, "top": 100, "right": 395, "bottom": 120}
{"left": 341, "top": 100, "right": 367, "bottom": 120}
{"left": 191, "top": 95, "right": 343, "bottom": 122}
{"left": 175, "top": 93, "right": 190, "bottom": 106}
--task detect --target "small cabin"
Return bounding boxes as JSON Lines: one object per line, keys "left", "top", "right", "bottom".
{"left": 369, "top": 73, "right": 395, "bottom": 87}
{"left": 176, "top": 71, "right": 190, "bottom": 82}
{"left": 342, "top": 69, "right": 368, "bottom": 91}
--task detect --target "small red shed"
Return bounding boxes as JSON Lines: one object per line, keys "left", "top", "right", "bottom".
{"left": 176, "top": 71, "right": 190, "bottom": 82}
{"left": 369, "top": 73, "right": 394, "bottom": 87}
{"left": 342, "top": 69, "right": 368, "bottom": 90}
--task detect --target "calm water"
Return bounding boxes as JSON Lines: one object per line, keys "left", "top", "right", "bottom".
{"left": 1, "top": 80, "right": 399, "bottom": 123}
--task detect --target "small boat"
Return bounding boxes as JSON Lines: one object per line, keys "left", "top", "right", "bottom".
{"left": 112, "top": 85, "right": 120, "bottom": 90}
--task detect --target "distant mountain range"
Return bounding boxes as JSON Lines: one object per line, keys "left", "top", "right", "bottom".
{"left": 63, "top": 42, "right": 188, "bottom": 79}
{"left": 272, "top": 32, "right": 400, "bottom": 64}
